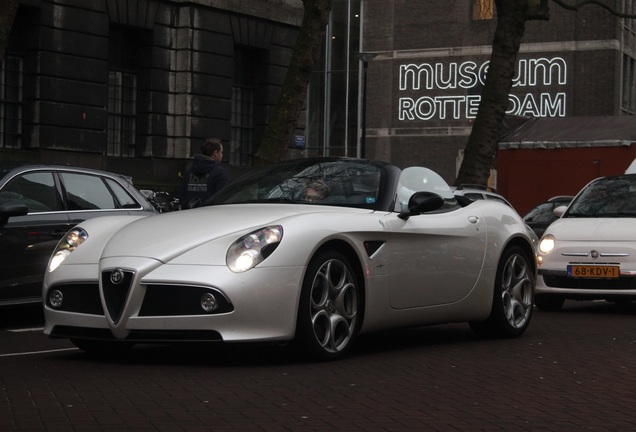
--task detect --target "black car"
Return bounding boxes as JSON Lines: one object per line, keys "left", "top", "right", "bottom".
{"left": 0, "top": 162, "right": 157, "bottom": 306}
{"left": 523, "top": 195, "right": 573, "bottom": 238}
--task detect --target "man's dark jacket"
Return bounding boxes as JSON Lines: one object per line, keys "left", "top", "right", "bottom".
{"left": 180, "top": 154, "right": 228, "bottom": 208}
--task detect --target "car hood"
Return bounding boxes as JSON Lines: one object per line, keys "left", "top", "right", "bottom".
{"left": 101, "top": 204, "right": 370, "bottom": 262}
{"left": 548, "top": 217, "right": 635, "bottom": 242}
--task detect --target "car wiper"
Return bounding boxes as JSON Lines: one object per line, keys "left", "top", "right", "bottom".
{"left": 262, "top": 197, "right": 298, "bottom": 204}
{"left": 563, "top": 212, "right": 591, "bottom": 218}
{"left": 205, "top": 198, "right": 299, "bottom": 206}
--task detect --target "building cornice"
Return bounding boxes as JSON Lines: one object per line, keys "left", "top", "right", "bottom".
{"left": 368, "top": 40, "right": 622, "bottom": 61}
{"left": 178, "top": 0, "right": 304, "bottom": 26}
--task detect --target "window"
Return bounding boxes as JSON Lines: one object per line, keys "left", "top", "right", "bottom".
{"left": 105, "top": 177, "right": 139, "bottom": 208}
{"left": 472, "top": 0, "right": 495, "bottom": 20}
{"left": 108, "top": 26, "right": 141, "bottom": 158}
{"left": 307, "top": 0, "right": 361, "bottom": 157}
{"left": 231, "top": 47, "right": 257, "bottom": 166}
{"left": 108, "top": 71, "right": 137, "bottom": 157}
{"left": 60, "top": 173, "right": 117, "bottom": 210}
{"left": 1, "top": 7, "right": 33, "bottom": 150}
{"left": 1, "top": 172, "right": 60, "bottom": 213}
{"left": 0, "top": 56, "right": 23, "bottom": 149}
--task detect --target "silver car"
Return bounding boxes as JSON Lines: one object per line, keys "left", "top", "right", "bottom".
{"left": 43, "top": 158, "right": 537, "bottom": 361}
{"left": 0, "top": 162, "right": 156, "bottom": 306}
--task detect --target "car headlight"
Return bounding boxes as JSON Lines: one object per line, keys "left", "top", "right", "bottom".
{"left": 48, "top": 228, "right": 88, "bottom": 272}
{"left": 538, "top": 234, "right": 555, "bottom": 255}
{"left": 226, "top": 225, "right": 283, "bottom": 273}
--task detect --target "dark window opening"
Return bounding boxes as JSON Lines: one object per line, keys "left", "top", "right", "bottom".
{"left": 0, "top": 8, "right": 33, "bottom": 149}
{"left": 0, "top": 56, "right": 23, "bottom": 149}
{"left": 231, "top": 47, "right": 260, "bottom": 166}
{"left": 108, "top": 26, "right": 144, "bottom": 158}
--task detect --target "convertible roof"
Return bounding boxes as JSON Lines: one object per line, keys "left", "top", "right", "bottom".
{"left": 498, "top": 116, "right": 636, "bottom": 150}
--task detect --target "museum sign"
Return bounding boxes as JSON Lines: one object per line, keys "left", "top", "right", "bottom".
{"left": 398, "top": 57, "right": 567, "bottom": 121}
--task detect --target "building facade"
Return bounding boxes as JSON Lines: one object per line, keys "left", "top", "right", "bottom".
{"left": 1, "top": 0, "right": 303, "bottom": 188}
{"left": 360, "top": 0, "right": 636, "bottom": 182}
{"left": 1, "top": 0, "right": 635, "bottom": 192}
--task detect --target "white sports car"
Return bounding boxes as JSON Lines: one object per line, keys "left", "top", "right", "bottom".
{"left": 536, "top": 173, "right": 636, "bottom": 311}
{"left": 44, "top": 158, "right": 537, "bottom": 360}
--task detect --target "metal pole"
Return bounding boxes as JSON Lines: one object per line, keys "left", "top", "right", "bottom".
{"left": 361, "top": 60, "right": 368, "bottom": 159}
{"left": 357, "top": 53, "right": 377, "bottom": 159}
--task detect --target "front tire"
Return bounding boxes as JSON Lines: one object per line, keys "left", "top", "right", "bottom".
{"left": 296, "top": 250, "right": 362, "bottom": 361}
{"left": 470, "top": 246, "right": 534, "bottom": 338}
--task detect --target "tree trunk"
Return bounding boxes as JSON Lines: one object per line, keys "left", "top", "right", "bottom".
{"left": 455, "top": 0, "right": 531, "bottom": 186}
{"left": 255, "top": 0, "right": 332, "bottom": 165}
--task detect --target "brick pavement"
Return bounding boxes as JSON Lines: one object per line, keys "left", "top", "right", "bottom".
{"left": 1, "top": 301, "right": 635, "bottom": 431}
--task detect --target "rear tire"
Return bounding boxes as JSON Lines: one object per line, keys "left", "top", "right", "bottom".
{"left": 470, "top": 246, "right": 534, "bottom": 338}
{"left": 295, "top": 250, "right": 362, "bottom": 361}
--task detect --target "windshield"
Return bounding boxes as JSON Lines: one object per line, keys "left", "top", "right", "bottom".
{"left": 566, "top": 174, "right": 636, "bottom": 217}
{"left": 208, "top": 159, "right": 384, "bottom": 209}
{"left": 394, "top": 167, "right": 455, "bottom": 212}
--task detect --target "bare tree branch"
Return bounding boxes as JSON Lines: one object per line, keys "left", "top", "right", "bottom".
{"left": 552, "top": 0, "right": 636, "bottom": 18}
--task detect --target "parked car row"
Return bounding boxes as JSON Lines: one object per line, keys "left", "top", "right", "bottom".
{"left": 523, "top": 195, "right": 574, "bottom": 238}
{"left": 451, "top": 184, "right": 514, "bottom": 208}
{"left": 2, "top": 158, "right": 634, "bottom": 360}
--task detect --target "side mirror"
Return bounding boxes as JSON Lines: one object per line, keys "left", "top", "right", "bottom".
{"left": 0, "top": 202, "right": 29, "bottom": 225}
{"left": 553, "top": 205, "right": 568, "bottom": 218}
{"left": 398, "top": 192, "right": 445, "bottom": 220}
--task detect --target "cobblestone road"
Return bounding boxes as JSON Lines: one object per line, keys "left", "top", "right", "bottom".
{"left": 1, "top": 301, "right": 635, "bottom": 431}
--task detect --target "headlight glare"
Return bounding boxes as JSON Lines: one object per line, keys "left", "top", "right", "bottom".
{"left": 539, "top": 234, "right": 555, "bottom": 254}
{"left": 227, "top": 225, "right": 283, "bottom": 272}
{"left": 48, "top": 228, "right": 88, "bottom": 272}
{"left": 235, "top": 250, "right": 259, "bottom": 272}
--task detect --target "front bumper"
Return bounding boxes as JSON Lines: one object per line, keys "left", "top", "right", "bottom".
{"left": 44, "top": 257, "right": 305, "bottom": 343}
{"left": 536, "top": 268, "right": 636, "bottom": 298}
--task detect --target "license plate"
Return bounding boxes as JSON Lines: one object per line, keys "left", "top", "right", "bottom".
{"left": 567, "top": 265, "right": 620, "bottom": 278}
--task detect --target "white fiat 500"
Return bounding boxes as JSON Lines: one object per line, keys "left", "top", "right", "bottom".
{"left": 536, "top": 173, "right": 636, "bottom": 311}
{"left": 44, "top": 157, "right": 537, "bottom": 361}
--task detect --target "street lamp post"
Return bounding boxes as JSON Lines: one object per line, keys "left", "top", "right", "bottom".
{"left": 357, "top": 53, "right": 377, "bottom": 159}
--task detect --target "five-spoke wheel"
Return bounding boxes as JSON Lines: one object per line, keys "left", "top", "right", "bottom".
{"left": 470, "top": 246, "right": 534, "bottom": 337}
{"left": 296, "top": 250, "right": 361, "bottom": 361}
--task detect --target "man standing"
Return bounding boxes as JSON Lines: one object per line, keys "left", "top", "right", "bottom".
{"left": 180, "top": 138, "right": 228, "bottom": 209}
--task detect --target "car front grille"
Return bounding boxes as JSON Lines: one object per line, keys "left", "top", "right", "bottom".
{"left": 45, "top": 283, "right": 104, "bottom": 315}
{"left": 139, "top": 284, "right": 234, "bottom": 316}
{"left": 51, "top": 273, "right": 235, "bottom": 318}
{"left": 101, "top": 269, "right": 135, "bottom": 323}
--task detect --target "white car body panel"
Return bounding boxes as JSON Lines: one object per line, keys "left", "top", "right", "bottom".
{"left": 45, "top": 201, "right": 529, "bottom": 340}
